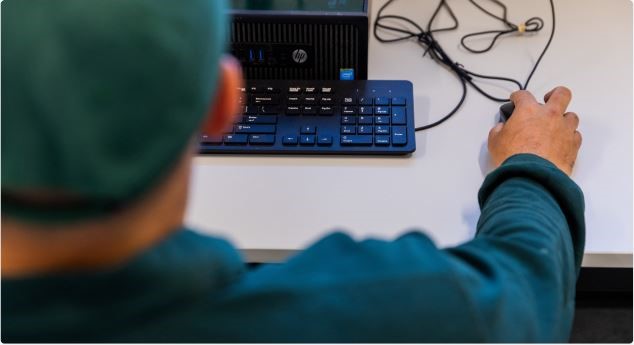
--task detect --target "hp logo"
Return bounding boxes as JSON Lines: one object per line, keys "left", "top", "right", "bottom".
{"left": 291, "top": 49, "right": 308, "bottom": 64}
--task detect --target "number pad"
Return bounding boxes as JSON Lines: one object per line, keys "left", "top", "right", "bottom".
{"left": 358, "top": 106, "right": 373, "bottom": 115}
{"left": 375, "top": 125, "right": 390, "bottom": 135}
{"left": 341, "top": 126, "right": 356, "bottom": 134}
{"left": 375, "top": 116, "right": 390, "bottom": 125}
{"left": 358, "top": 125, "right": 373, "bottom": 134}
{"left": 358, "top": 116, "right": 373, "bottom": 125}
{"left": 375, "top": 106, "right": 390, "bottom": 115}
{"left": 341, "top": 116, "right": 356, "bottom": 125}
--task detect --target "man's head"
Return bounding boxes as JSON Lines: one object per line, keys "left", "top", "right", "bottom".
{"left": 2, "top": 0, "right": 242, "bottom": 219}
{"left": 2, "top": 0, "right": 242, "bottom": 275}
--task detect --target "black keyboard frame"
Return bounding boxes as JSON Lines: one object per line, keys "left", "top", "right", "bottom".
{"left": 199, "top": 80, "right": 416, "bottom": 156}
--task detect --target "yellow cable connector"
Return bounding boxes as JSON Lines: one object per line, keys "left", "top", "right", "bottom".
{"left": 518, "top": 23, "right": 526, "bottom": 34}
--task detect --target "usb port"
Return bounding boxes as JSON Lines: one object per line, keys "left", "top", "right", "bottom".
{"left": 258, "top": 49, "right": 264, "bottom": 63}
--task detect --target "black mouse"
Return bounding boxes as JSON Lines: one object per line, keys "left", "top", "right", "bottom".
{"left": 499, "top": 102, "right": 515, "bottom": 122}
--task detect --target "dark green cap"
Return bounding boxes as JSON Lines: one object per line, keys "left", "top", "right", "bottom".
{"left": 2, "top": 0, "right": 228, "bottom": 221}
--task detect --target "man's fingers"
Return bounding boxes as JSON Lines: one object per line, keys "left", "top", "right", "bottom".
{"left": 544, "top": 86, "right": 572, "bottom": 115}
{"left": 488, "top": 123, "right": 504, "bottom": 142}
{"left": 564, "top": 112, "right": 580, "bottom": 130}
{"left": 510, "top": 90, "right": 539, "bottom": 109}
{"left": 543, "top": 88, "right": 555, "bottom": 103}
{"left": 574, "top": 130, "right": 583, "bottom": 148}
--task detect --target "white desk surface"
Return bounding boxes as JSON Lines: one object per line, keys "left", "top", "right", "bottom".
{"left": 186, "top": 0, "right": 633, "bottom": 268}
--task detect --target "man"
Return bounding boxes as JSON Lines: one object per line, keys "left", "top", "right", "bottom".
{"left": 1, "top": 0, "right": 584, "bottom": 342}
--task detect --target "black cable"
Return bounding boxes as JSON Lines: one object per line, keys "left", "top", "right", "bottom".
{"left": 523, "top": 0, "right": 555, "bottom": 89}
{"left": 461, "top": 0, "right": 545, "bottom": 55}
{"left": 373, "top": 0, "right": 555, "bottom": 132}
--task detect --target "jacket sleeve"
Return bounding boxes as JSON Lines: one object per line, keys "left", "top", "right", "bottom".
{"left": 443, "top": 153, "right": 585, "bottom": 342}
{"left": 230, "top": 154, "right": 585, "bottom": 342}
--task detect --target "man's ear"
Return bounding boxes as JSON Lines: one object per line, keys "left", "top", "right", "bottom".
{"left": 201, "top": 56, "right": 243, "bottom": 136}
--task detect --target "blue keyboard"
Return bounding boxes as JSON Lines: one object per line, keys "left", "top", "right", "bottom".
{"left": 199, "top": 80, "right": 416, "bottom": 155}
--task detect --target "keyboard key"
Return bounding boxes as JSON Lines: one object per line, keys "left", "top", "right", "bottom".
{"left": 358, "top": 125, "right": 373, "bottom": 134}
{"left": 391, "top": 107, "right": 407, "bottom": 125}
{"left": 300, "top": 135, "right": 316, "bottom": 145}
{"left": 320, "top": 97, "right": 335, "bottom": 105}
{"left": 287, "top": 96, "right": 301, "bottom": 105}
{"left": 375, "top": 125, "right": 390, "bottom": 134}
{"left": 300, "top": 125, "right": 316, "bottom": 134}
{"left": 224, "top": 134, "right": 248, "bottom": 145}
{"left": 321, "top": 87, "right": 334, "bottom": 94}
{"left": 302, "top": 96, "right": 317, "bottom": 104}
{"left": 286, "top": 106, "right": 301, "bottom": 115}
{"left": 341, "top": 135, "right": 373, "bottom": 146}
{"left": 342, "top": 106, "right": 357, "bottom": 115}
{"left": 242, "top": 105, "right": 257, "bottom": 115}
{"left": 282, "top": 135, "right": 298, "bottom": 145}
{"left": 358, "top": 106, "right": 373, "bottom": 115}
{"left": 317, "top": 136, "right": 333, "bottom": 146}
{"left": 302, "top": 106, "right": 317, "bottom": 115}
{"left": 248, "top": 86, "right": 263, "bottom": 93}
{"left": 342, "top": 116, "right": 356, "bottom": 124}
{"left": 375, "top": 97, "right": 390, "bottom": 106}
{"left": 375, "top": 106, "right": 390, "bottom": 115}
{"left": 243, "top": 115, "right": 277, "bottom": 124}
{"left": 391, "top": 97, "right": 406, "bottom": 106}
{"left": 358, "top": 116, "right": 373, "bottom": 125}
{"left": 375, "top": 135, "right": 391, "bottom": 146}
{"left": 341, "top": 125, "right": 356, "bottom": 134}
{"left": 200, "top": 134, "right": 222, "bottom": 145}
{"left": 288, "top": 86, "right": 302, "bottom": 94}
{"left": 235, "top": 124, "right": 276, "bottom": 134}
{"left": 375, "top": 116, "right": 390, "bottom": 125}
{"left": 252, "top": 95, "right": 279, "bottom": 105}
{"left": 359, "top": 96, "right": 372, "bottom": 105}
{"left": 249, "top": 134, "right": 275, "bottom": 145}
{"left": 342, "top": 96, "right": 357, "bottom": 105}
{"left": 304, "top": 87, "right": 317, "bottom": 94}
{"left": 392, "top": 126, "right": 407, "bottom": 146}
{"left": 319, "top": 106, "right": 334, "bottom": 115}
{"left": 259, "top": 105, "right": 279, "bottom": 114}
{"left": 265, "top": 87, "right": 280, "bottom": 94}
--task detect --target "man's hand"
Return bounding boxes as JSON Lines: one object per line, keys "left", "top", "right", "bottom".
{"left": 488, "top": 87, "right": 582, "bottom": 176}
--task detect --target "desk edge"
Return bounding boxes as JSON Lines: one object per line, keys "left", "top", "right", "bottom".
{"left": 242, "top": 249, "right": 633, "bottom": 268}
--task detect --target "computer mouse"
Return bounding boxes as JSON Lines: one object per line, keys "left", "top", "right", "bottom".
{"left": 499, "top": 102, "right": 515, "bottom": 122}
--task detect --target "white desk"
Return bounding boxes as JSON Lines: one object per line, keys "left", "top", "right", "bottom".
{"left": 186, "top": 0, "right": 633, "bottom": 268}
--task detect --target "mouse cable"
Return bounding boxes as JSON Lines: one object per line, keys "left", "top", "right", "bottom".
{"left": 373, "top": 0, "right": 556, "bottom": 132}
{"left": 461, "top": 0, "right": 544, "bottom": 55}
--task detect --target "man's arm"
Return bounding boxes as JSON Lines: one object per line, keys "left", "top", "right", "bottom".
{"left": 227, "top": 157, "right": 584, "bottom": 342}
{"left": 222, "top": 153, "right": 584, "bottom": 341}
{"left": 213, "top": 87, "right": 584, "bottom": 342}
{"left": 438, "top": 86, "right": 585, "bottom": 341}
{"left": 444, "top": 153, "right": 584, "bottom": 342}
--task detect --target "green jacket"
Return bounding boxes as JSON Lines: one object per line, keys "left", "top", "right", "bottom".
{"left": 1, "top": 154, "right": 585, "bottom": 342}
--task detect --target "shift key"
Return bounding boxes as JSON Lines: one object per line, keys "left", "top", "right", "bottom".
{"left": 234, "top": 124, "right": 276, "bottom": 134}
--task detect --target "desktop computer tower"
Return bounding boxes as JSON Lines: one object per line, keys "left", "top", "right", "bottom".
{"left": 229, "top": 0, "right": 369, "bottom": 80}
